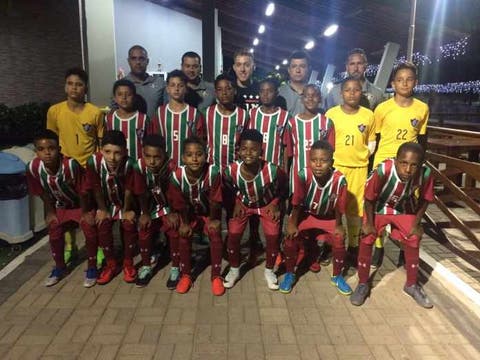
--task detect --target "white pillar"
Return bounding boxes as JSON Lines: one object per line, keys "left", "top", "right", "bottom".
{"left": 84, "top": 0, "right": 117, "bottom": 107}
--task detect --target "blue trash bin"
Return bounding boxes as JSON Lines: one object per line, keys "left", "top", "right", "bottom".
{"left": 0, "top": 152, "right": 33, "bottom": 243}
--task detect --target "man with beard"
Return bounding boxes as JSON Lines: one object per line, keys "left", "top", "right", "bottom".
{"left": 181, "top": 51, "right": 215, "bottom": 111}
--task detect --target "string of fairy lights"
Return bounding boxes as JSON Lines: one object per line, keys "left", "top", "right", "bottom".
{"left": 333, "top": 36, "right": 478, "bottom": 94}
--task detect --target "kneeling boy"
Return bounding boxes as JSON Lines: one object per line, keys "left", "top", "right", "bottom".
{"left": 350, "top": 142, "right": 434, "bottom": 308}
{"left": 280, "top": 140, "right": 351, "bottom": 294}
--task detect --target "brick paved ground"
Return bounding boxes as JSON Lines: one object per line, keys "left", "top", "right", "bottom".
{"left": 0, "top": 235, "right": 479, "bottom": 360}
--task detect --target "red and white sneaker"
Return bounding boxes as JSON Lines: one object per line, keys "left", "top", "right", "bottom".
{"left": 97, "top": 262, "right": 117, "bottom": 285}
{"left": 123, "top": 264, "right": 137, "bottom": 283}
{"left": 176, "top": 275, "right": 193, "bottom": 294}
{"left": 211, "top": 276, "right": 225, "bottom": 296}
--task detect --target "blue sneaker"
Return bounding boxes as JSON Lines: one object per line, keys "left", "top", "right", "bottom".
{"left": 279, "top": 272, "right": 296, "bottom": 294}
{"left": 330, "top": 275, "right": 352, "bottom": 295}
{"left": 45, "top": 267, "right": 65, "bottom": 287}
{"left": 84, "top": 267, "right": 97, "bottom": 288}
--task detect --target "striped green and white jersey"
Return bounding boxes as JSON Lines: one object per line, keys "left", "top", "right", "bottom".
{"left": 223, "top": 161, "right": 286, "bottom": 208}
{"left": 365, "top": 159, "right": 434, "bottom": 215}
{"left": 292, "top": 167, "right": 347, "bottom": 218}
{"left": 150, "top": 104, "right": 205, "bottom": 166}
{"left": 27, "top": 157, "right": 84, "bottom": 209}
{"left": 248, "top": 107, "right": 289, "bottom": 167}
{"left": 284, "top": 114, "right": 335, "bottom": 192}
{"left": 204, "top": 104, "right": 249, "bottom": 170}
{"left": 86, "top": 152, "right": 135, "bottom": 219}
{"left": 170, "top": 164, "right": 222, "bottom": 216}
{"left": 104, "top": 110, "right": 149, "bottom": 160}
{"left": 135, "top": 158, "right": 175, "bottom": 219}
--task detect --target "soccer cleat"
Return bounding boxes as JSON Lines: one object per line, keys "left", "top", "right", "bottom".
{"left": 330, "top": 275, "right": 353, "bottom": 295}
{"left": 264, "top": 268, "right": 279, "bottom": 290}
{"left": 135, "top": 266, "right": 153, "bottom": 287}
{"left": 176, "top": 274, "right": 193, "bottom": 294}
{"left": 45, "top": 268, "right": 65, "bottom": 287}
{"left": 279, "top": 272, "right": 296, "bottom": 294}
{"left": 83, "top": 267, "right": 97, "bottom": 288}
{"left": 371, "top": 247, "right": 384, "bottom": 269}
{"left": 97, "top": 263, "right": 117, "bottom": 285}
{"left": 123, "top": 264, "right": 137, "bottom": 283}
{"left": 223, "top": 267, "right": 240, "bottom": 289}
{"left": 350, "top": 283, "right": 370, "bottom": 306}
{"left": 309, "top": 261, "right": 321, "bottom": 273}
{"left": 403, "top": 284, "right": 433, "bottom": 309}
{"left": 97, "top": 248, "right": 105, "bottom": 268}
{"left": 166, "top": 267, "right": 180, "bottom": 290}
{"left": 211, "top": 276, "right": 225, "bottom": 296}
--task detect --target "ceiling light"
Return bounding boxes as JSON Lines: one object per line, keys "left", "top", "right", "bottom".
{"left": 253, "top": 38, "right": 259, "bottom": 46}
{"left": 304, "top": 40, "right": 315, "bottom": 50}
{"left": 323, "top": 24, "right": 338, "bottom": 37}
{"left": 249, "top": 48, "right": 254, "bottom": 53}
{"left": 258, "top": 24, "right": 265, "bottom": 34}
{"left": 275, "top": 65, "right": 280, "bottom": 70}
{"left": 282, "top": 59, "right": 288, "bottom": 65}
{"left": 265, "top": 3, "right": 275, "bottom": 16}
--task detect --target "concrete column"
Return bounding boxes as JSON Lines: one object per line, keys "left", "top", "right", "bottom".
{"left": 202, "top": 0, "right": 215, "bottom": 81}
{"left": 83, "top": 0, "right": 117, "bottom": 107}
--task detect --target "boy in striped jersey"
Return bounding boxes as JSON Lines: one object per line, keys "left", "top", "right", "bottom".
{"left": 283, "top": 84, "right": 335, "bottom": 270}
{"left": 325, "top": 77, "right": 376, "bottom": 263}
{"left": 105, "top": 79, "right": 149, "bottom": 160}
{"left": 284, "top": 84, "right": 335, "bottom": 191}
{"left": 350, "top": 143, "right": 434, "bottom": 308}
{"left": 279, "top": 140, "right": 352, "bottom": 294}
{"left": 223, "top": 129, "right": 287, "bottom": 290}
{"left": 150, "top": 70, "right": 205, "bottom": 167}
{"left": 371, "top": 62, "right": 429, "bottom": 268}
{"left": 134, "top": 135, "right": 180, "bottom": 287}
{"left": 247, "top": 78, "right": 290, "bottom": 265}
{"left": 84, "top": 130, "right": 138, "bottom": 285}
{"left": 168, "top": 137, "right": 225, "bottom": 296}
{"left": 27, "top": 130, "right": 98, "bottom": 287}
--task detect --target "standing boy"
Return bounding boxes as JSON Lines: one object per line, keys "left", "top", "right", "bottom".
{"left": 84, "top": 130, "right": 138, "bottom": 285}
{"left": 280, "top": 140, "right": 351, "bottom": 294}
{"left": 47, "top": 67, "right": 104, "bottom": 264}
{"left": 105, "top": 79, "right": 149, "bottom": 160}
{"left": 223, "top": 129, "right": 287, "bottom": 290}
{"left": 26, "top": 130, "right": 98, "bottom": 287}
{"left": 169, "top": 137, "right": 225, "bottom": 296}
{"left": 134, "top": 134, "right": 180, "bottom": 287}
{"left": 150, "top": 70, "right": 205, "bottom": 167}
{"left": 350, "top": 143, "right": 434, "bottom": 309}
{"left": 325, "top": 77, "right": 376, "bottom": 258}
{"left": 371, "top": 62, "right": 429, "bottom": 266}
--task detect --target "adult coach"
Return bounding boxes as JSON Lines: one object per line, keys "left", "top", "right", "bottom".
{"left": 181, "top": 51, "right": 215, "bottom": 111}
{"left": 124, "top": 45, "right": 164, "bottom": 118}
{"left": 278, "top": 51, "right": 310, "bottom": 116}
{"left": 324, "top": 48, "right": 384, "bottom": 111}
{"left": 232, "top": 48, "right": 260, "bottom": 111}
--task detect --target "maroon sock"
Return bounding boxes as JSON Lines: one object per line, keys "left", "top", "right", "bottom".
{"left": 168, "top": 232, "right": 180, "bottom": 267}
{"left": 98, "top": 220, "right": 115, "bottom": 260}
{"left": 284, "top": 236, "right": 299, "bottom": 273}
{"left": 178, "top": 235, "right": 192, "bottom": 275}
{"left": 208, "top": 229, "right": 223, "bottom": 278}
{"left": 227, "top": 233, "right": 242, "bottom": 268}
{"left": 48, "top": 221, "right": 66, "bottom": 269}
{"left": 332, "top": 246, "right": 346, "bottom": 276}
{"left": 357, "top": 242, "right": 373, "bottom": 284}
{"left": 264, "top": 234, "right": 279, "bottom": 269}
{"left": 80, "top": 221, "right": 98, "bottom": 269}
{"left": 138, "top": 227, "right": 152, "bottom": 266}
{"left": 404, "top": 245, "right": 419, "bottom": 286}
{"left": 121, "top": 221, "right": 137, "bottom": 262}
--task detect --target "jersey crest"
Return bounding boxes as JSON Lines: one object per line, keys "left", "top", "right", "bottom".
{"left": 358, "top": 124, "right": 366, "bottom": 133}
{"left": 83, "top": 123, "right": 93, "bottom": 133}
{"left": 410, "top": 118, "right": 419, "bottom": 127}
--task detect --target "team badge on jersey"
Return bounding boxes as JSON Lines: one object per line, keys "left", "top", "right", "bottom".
{"left": 82, "top": 123, "right": 93, "bottom": 133}
{"left": 329, "top": 193, "right": 337, "bottom": 202}
{"left": 358, "top": 124, "right": 366, "bottom": 133}
{"left": 319, "top": 129, "right": 328, "bottom": 139}
{"left": 276, "top": 124, "right": 285, "bottom": 134}
{"left": 410, "top": 118, "right": 419, "bottom": 127}
{"left": 187, "top": 120, "right": 195, "bottom": 130}
{"left": 237, "top": 125, "right": 244, "bottom": 133}
{"left": 136, "top": 128, "right": 145, "bottom": 139}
